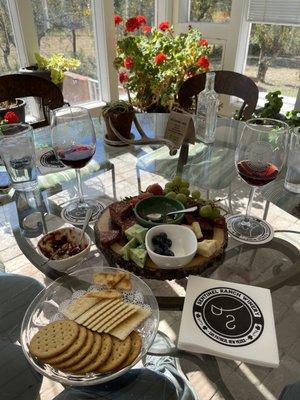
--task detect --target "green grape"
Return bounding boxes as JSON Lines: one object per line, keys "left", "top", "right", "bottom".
{"left": 180, "top": 188, "right": 190, "bottom": 196}
{"left": 165, "top": 191, "right": 177, "bottom": 200}
{"left": 200, "top": 204, "right": 213, "bottom": 218}
{"left": 211, "top": 208, "right": 221, "bottom": 219}
{"left": 164, "top": 182, "right": 173, "bottom": 193}
{"left": 181, "top": 180, "right": 189, "bottom": 188}
{"left": 176, "top": 193, "right": 187, "bottom": 205}
{"left": 172, "top": 176, "right": 182, "bottom": 186}
{"left": 191, "top": 190, "right": 201, "bottom": 200}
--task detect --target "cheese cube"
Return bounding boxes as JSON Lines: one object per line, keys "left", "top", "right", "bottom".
{"left": 191, "top": 222, "right": 203, "bottom": 239}
{"left": 197, "top": 240, "right": 217, "bottom": 258}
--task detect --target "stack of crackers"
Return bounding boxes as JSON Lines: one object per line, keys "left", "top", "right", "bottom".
{"left": 29, "top": 271, "right": 151, "bottom": 375}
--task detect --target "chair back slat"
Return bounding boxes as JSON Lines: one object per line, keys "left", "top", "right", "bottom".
{"left": 0, "top": 74, "right": 64, "bottom": 128}
{"left": 178, "top": 70, "right": 259, "bottom": 120}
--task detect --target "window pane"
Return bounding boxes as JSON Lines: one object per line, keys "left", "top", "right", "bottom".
{"left": 182, "top": 0, "right": 232, "bottom": 24}
{"left": 210, "top": 44, "right": 223, "bottom": 70}
{"left": 0, "top": 0, "right": 19, "bottom": 74}
{"left": 245, "top": 23, "right": 300, "bottom": 112}
{"left": 114, "top": 0, "right": 155, "bottom": 26}
{"left": 113, "top": 0, "right": 155, "bottom": 100}
{"left": 31, "top": 0, "right": 99, "bottom": 104}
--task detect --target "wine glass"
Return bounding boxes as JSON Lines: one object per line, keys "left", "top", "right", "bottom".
{"left": 51, "top": 106, "right": 104, "bottom": 225}
{"left": 227, "top": 118, "right": 289, "bottom": 244}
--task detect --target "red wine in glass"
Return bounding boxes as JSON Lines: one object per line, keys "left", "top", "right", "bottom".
{"left": 237, "top": 160, "right": 279, "bottom": 187}
{"left": 57, "top": 145, "right": 94, "bottom": 169}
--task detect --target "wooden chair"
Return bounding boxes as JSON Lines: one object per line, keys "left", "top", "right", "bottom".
{"left": 0, "top": 74, "right": 64, "bottom": 128}
{"left": 178, "top": 70, "right": 259, "bottom": 120}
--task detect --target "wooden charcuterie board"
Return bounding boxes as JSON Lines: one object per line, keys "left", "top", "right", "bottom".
{"left": 94, "top": 207, "right": 228, "bottom": 280}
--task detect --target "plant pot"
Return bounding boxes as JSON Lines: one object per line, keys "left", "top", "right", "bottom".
{"left": 104, "top": 111, "right": 135, "bottom": 141}
{"left": 145, "top": 103, "right": 169, "bottom": 113}
{"left": 0, "top": 99, "right": 26, "bottom": 123}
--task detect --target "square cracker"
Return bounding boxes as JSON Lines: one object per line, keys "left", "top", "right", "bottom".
{"left": 100, "top": 304, "right": 138, "bottom": 332}
{"left": 109, "top": 308, "right": 152, "bottom": 340}
{"left": 90, "top": 303, "right": 129, "bottom": 331}
{"left": 62, "top": 297, "right": 100, "bottom": 320}
{"left": 85, "top": 289, "right": 121, "bottom": 299}
{"left": 115, "top": 275, "right": 132, "bottom": 291}
{"left": 104, "top": 305, "right": 139, "bottom": 333}
{"left": 85, "top": 300, "right": 124, "bottom": 329}
{"left": 93, "top": 272, "right": 126, "bottom": 288}
{"left": 75, "top": 299, "right": 114, "bottom": 324}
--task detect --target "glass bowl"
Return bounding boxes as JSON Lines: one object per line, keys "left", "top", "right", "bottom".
{"left": 20, "top": 265, "right": 159, "bottom": 386}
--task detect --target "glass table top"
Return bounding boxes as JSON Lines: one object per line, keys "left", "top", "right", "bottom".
{"left": 0, "top": 113, "right": 299, "bottom": 400}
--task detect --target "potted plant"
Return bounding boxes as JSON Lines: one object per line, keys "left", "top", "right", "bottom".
{"left": 0, "top": 100, "right": 25, "bottom": 123}
{"left": 20, "top": 53, "right": 81, "bottom": 88}
{"left": 102, "top": 100, "right": 134, "bottom": 141}
{"left": 234, "top": 90, "right": 300, "bottom": 128}
{"left": 113, "top": 15, "right": 212, "bottom": 112}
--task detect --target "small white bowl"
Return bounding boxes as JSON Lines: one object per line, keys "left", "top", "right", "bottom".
{"left": 37, "top": 227, "right": 91, "bottom": 272}
{"left": 145, "top": 224, "right": 197, "bottom": 269}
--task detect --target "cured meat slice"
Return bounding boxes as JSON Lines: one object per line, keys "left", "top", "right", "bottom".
{"left": 100, "top": 230, "right": 121, "bottom": 248}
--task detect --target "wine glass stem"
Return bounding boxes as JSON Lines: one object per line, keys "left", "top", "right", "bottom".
{"left": 244, "top": 186, "right": 256, "bottom": 223}
{"left": 76, "top": 169, "right": 84, "bottom": 204}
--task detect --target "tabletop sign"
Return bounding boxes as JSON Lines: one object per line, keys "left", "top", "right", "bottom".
{"left": 164, "top": 111, "right": 195, "bottom": 149}
{"left": 178, "top": 276, "right": 279, "bottom": 368}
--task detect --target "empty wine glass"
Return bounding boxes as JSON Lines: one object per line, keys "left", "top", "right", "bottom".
{"left": 51, "top": 106, "right": 104, "bottom": 224}
{"left": 227, "top": 118, "right": 289, "bottom": 244}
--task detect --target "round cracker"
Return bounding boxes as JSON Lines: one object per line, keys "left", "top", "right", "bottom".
{"left": 29, "top": 320, "right": 79, "bottom": 359}
{"left": 53, "top": 330, "right": 94, "bottom": 370}
{"left": 42, "top": 326, "right": 87, "bottom": 364}
{"left": 66, "top": 332, "right": 102, "bottom": 373}
{"left": 74, "top": 333, "right": 113, "bottom": 374}
{"left": 119, "top": 331, "right": 142, "bottom": 369}
{"left": 97, "top": 335, "right": 131, "bottom": 373}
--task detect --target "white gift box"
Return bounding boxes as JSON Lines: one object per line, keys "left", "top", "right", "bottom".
{"left": 178, "top": 276, "right": 279, "bottom": 368}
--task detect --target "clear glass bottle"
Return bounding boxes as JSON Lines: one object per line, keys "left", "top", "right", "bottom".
{"left": 195, "top": 72, "right": 219, "bottom": 144}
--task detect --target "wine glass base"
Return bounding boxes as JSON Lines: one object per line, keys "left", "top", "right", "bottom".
{"left": 61, "top": 198, "right": 105, "bottom": 225}
{"left": 226, "top": 214, "right": 274, "bottom": 245}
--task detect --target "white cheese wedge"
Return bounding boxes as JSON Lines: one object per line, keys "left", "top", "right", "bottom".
{"left": 191, "top": 222, "right": 203, "bottom": 239}
{"left": 197, "top": 240, "right": 217, "bottom": 258}
{"left": 182, "top": 224, "right": 194, "bottom": 232}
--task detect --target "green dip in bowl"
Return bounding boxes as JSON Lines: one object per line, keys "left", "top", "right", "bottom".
{"left": 134, "top": 195, "right": 185, "bottom": 228}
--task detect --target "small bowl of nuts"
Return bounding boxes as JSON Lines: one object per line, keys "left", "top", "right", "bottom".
{"left": 37, "top": 227, "right": 91, "bottom": 272}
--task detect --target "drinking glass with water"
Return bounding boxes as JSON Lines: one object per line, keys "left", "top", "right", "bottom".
{"left": 284, "top": 127, "right": 300, "bottom": 194}
{"left": 0, "top": 123, "right": 37, "bottom": 191}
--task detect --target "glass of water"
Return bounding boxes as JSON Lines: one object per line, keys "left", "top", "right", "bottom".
{"left": 0, "top": 123, "right": 38, "bottom": 191}
{"left": 284, "top": 127, "right": 300, "bottom": 194}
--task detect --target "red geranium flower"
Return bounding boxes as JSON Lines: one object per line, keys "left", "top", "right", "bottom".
{"left": 119, "top": 71, "right": 129, "bottom": 84}
{"left": 154, "top": 52, "right": 167, "bottom": 65}
{"left": 114, "top": 15, "right": 123, "bottom": 25}
{"left": 142, "top": 25, "right": 152, "bottom": 33}
{"left": 124, "top": 57, "right": 134, "bottom": 69}
{"left": 136, "top": 15, "right": 147, "bottom": 26}
{"left": 125, "top": 17, "right": 139, "bottom": 32}
{"left": 197, "top": 56, "right": 209, "bottom": 70}
{"left": 199, "top": 38, "right": 208, "bottom": 46}
{"left": 3, "top": 111, "right": 19, "bottom": 123}
{"left": 158, "top": 21, "right": 170, "bottom": 31}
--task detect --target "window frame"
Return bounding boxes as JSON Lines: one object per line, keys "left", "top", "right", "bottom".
{"left": 4, "top": 0, "right": 300, "bottom": 114}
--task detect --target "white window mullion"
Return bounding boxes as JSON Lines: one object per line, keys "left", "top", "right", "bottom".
{"left": 7, "top": 0, "right": 39, "bottom": 68}
{"left": 156, "top": 0, "right": 173, "bottom": 26}
{"left": 92, "top": 0, "right": 118, "bottom": 102}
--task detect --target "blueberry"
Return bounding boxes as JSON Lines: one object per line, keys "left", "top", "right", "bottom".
{"left": 153, "top": 246, "right": 164, "bottom": 255}
{"left": 159, "top": 232, "right": 167, "bottom": 240}
{"left": 164, "top": 249, "right": 174, "bottom": 256}
{"left": 165, "top": 238, "right": 172, "bottom": 247}
{"left": 152, "top": 235, "right": 162, "bottom": 245}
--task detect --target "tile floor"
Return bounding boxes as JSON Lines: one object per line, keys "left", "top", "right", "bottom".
{"left": 0, "top": 150, "right": 299, "bottom": 400}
